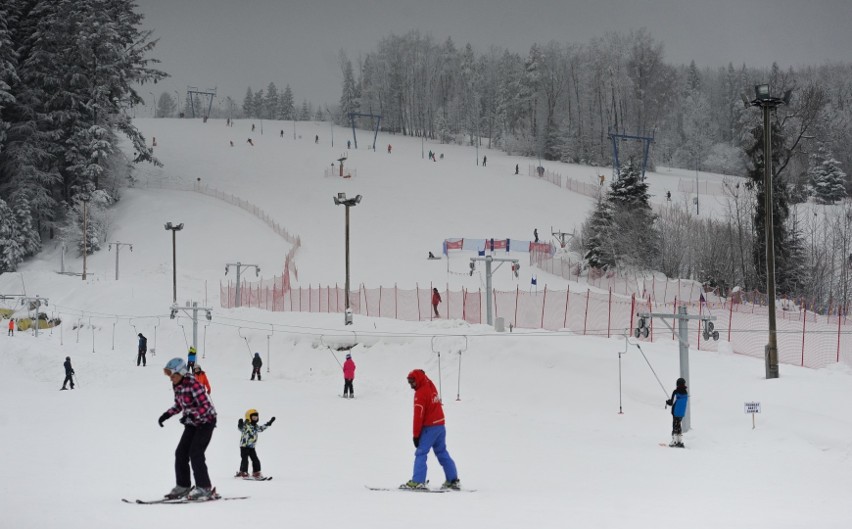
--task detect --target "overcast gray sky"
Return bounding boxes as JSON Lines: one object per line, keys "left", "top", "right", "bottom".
{"left": 135, "top": 0, "right": 852, "bottom": 109}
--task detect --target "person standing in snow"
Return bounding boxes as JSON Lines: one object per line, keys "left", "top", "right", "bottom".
{"left": 251, "top": 352, "right": 263, "bottom": 380}
{"left": 482, "top": 155, "right": 487, "bottom": 167}
{"left": 401, "top": 369, "right": 460, "bottom": 490}
{"left": 665, "top": 377, "right": 689, "bottom": 447}
{"left": 187, "top": 346, "right": 197, "bottom": 370}
{"left": 193, "top": 365, "right": 212, "bottom": 394}
{"left": 61, "top": 356, "right": 75, "bottom": 390}
{"left": 534, "top": 228, "right": 539, "bottom": 243}
{"left": 387, "top": 144, "right": 392, "bottom": 154}
{"left": 235, "top": 409, "right": 275, "bottom": 478}
{"left": 158, "top": 357, "right": 218, "bottom": 500}
{"left": 431, "top": 287, "right": 442, "bottom": 319}
{"left": 342, "top": 353, "right": 356, "bottom": 398}
{"left": 7, "top": 318, "right": 14, "bottom": 336}
{"left": 137, "top": 333, "right": 148, "bottom": 367}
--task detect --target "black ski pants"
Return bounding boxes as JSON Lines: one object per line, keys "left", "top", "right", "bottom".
{"left": 671, "top": 416, "right": 683, "bottom": 435}
{"left": 175, "top": 420, "right": 216, "bottom": 488}
{"left": 343, "top": 378, "right": 354, "bottom": 396}
{"left": 137, "top": 350, "right": 147, "bottom": 366}
{"left": 62, "top": 374, "right": 74, "bottom": 389}
{"left": 239, "top": 446, "right": 261, "bottom": 473}
{"left": 251, "top": 367, "right": 261, "bottom": 380}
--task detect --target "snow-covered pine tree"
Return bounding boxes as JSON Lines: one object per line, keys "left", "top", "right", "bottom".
{"left": 157, "top": 92, "right": 176, "bottom": 118}
{"left": 808, "top": 144, "right": 847, "bottom": 204}
{"left": 583, "top": 195, "right": 615, "bottom": 270}
{"left": 264, "top": 82, "right": 278, "bottom": 120}
{"left": 299, "top": 99, "right": 312, "bottom": 121}
{"left": 242, "top": 87, "right": 255, "bottom": 118}
{"left": 338, "top": 54, "right": 359, "bottom": 123}
{"left": 606, "top": 158, "right": 659, "bottom": 269}
{"left": 0, "top": 197, "right": 23, "bottom": 272}
{"left": 279, "top": 85, "right": 295, "bottom": 121}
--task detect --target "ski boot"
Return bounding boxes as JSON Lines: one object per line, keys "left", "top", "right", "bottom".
{"left": 234, "top": 471, "right": 248, "bottom": 478}
{"left": 441, "top": 479, "right": 461, "bottom": 490}
{"left": 400, "top": 480, "right": 427, "bottom": 490}
{"left": 164, "top": 485, "right": 191, "bottom": 499}
{"left": 186, "top": 486, "right": 217, "bottom": 501}
{"left": 251, "top": 471, "right": 265, "bottom": 479}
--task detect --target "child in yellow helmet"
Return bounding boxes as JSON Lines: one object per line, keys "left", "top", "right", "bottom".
{"left": 235, "top": 409, "right": 275, "bottom": 479}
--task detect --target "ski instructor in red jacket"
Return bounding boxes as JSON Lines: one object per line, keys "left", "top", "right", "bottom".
{"left": 400, "top": 369, "right": 461, "bottom": 490}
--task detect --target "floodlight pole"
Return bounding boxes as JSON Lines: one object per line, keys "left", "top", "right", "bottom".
{"left": 225, "top": 262, "right": 261, "bottom": 308}
{"left": 107, "top": 242, "right": 133, "bottom": 280}
{"left": 334, "top": 193, "right": 362, "bottom": 325}
{"left": 748, "top": 84, "right": 786, "bottom": 380}
{"left": 469, "top": 255, "right": 519, "bottom": 326}
{"left": 164, "top": 222, "right": 184, "bottom": 303}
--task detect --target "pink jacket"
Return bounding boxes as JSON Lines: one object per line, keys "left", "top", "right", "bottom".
{"left": 343, "top": 358, "right": 356, "bottom": 379}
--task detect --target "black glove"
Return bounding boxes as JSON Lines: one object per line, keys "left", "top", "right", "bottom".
{"left": 238, "top": 418, "right": 244, "bottom": 429}
{"left": 158, "top": 412, "right": 170, "bottom": 427}
{"left": 265, "top": 417, "right": 276, "bottom": 427}
{"left": 413, "top": 437, "right": 420, "bottom": 448}
{"left": 665, "top": 399, "right": 673, "bottom": 406}
{"left": 179, "top": 416, "right": 188, "bottom": 425}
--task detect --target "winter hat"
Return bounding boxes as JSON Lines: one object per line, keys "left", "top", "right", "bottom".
{"left": 345, "top": 353, "right": 352, "bottom": 359}
{"left": 676, "top": 377, "right": 687, "bottom": 388}
{"left": 164, "top": 357, "right": 188, "bottom": 376}
{"left": 138, "top": 333, "right": 143, "bottom": 337}
{"left": 245, "top": 408, "right": 259, "bottom": 421}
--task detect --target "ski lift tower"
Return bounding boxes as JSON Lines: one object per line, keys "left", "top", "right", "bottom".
{"left": 608, "top": 128, "right": 655, "bottom": 181}
{"left": 186, "top": 86, "right": 217, "bottom": 119}
{"left": 348, "top": 112, "right": 382, "bottom": 151}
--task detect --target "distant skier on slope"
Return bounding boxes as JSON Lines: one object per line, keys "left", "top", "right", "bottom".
{"left": 61, "top": 356, "right": 75, "bottom": 390}
{"left": 665, "top": 377, "right": 689, "bottom": 447}
{"left": 251, "top": 352, "right": 263, "bottom": 380}
{"left": 342, "top": 353, "right": 356, "bottom": 398}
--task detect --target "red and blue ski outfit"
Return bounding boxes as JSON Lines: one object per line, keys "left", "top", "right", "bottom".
{"left": 407, "top": 369, "right": 458, "bottom": 484}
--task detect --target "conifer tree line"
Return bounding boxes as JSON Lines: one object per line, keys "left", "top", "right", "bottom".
{"left": 240, "top": 82, "right": 323, "bottom": 122}
{"left": 342, "top": 29, "right": 852, "bottom": 309}
{"left": 0, "top": 0, "right": 165, "bottom": 273}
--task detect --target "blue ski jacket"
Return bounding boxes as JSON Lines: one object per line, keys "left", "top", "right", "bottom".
{"left": 670, "top": 388, "right": 688, "bottom": 418}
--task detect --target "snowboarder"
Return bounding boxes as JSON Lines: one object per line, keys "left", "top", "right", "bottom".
{"left": 187, "top": 346, "right": 197, "bottom": 370}
{"left": 61, "top": 356, "right": 75, "bottom": 390}
{"left": 482, "top": 155, "right": 487, "bottom": 167}
{"left": 534, "top": 228, "right": 539, "bottom": 243}
{"left": 193, "top": 365, "right": 212, "bottom": 394}
{"left": 342, "top": 353, "right": 356, "bottom": 398}
{"left": 7, "top": 318, "right": 14, "bottom": 336}
{"left": 431, "top": 288, "right": 442, "bottom": 318}
{"left": 137, "top": 333, "right": 148, "bottom": 367}
{"left": 158, "top": 357, "right": 218, "bottom": 500}
{"left": 665, "top": 377, "right": 689, "bottom": 447}
{"left": 401, "top": 369, "right": 460, "bottom": 490}
{"left": 235, "top": 409, "right": 275, "bottom": 478}
{"left": 251, "top": 352, "right": 263, "bottom": 380}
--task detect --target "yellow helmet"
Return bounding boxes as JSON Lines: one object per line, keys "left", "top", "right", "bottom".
{"left": 188, "top": 346, "right": 197, "bottom": 354}
{"left": 245, "top": 409, "right": 259, "bottom": 421}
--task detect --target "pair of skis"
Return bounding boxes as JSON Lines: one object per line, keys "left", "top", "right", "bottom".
{"left": 365, "top": 485, "right": 475, "bottom": 493}
{"left": 122, "top": 495, "right": 248, "bottom": 505}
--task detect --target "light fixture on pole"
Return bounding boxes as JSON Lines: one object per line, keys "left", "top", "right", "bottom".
{"left": 745, "top": 83, "right": 791, "bottom": 380}
{"left": 333, "top": 192, "right": 362, "bottom": 325}
{"left": 164, "top": 222, "right": 184, "bottom": 303}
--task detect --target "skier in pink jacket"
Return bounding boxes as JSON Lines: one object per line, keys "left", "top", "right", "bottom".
{"left": 342, "top": 353, "right": 356, "bottom": 398}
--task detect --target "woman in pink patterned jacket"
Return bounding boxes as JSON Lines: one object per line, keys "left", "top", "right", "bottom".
{"left": 158, "top": 357, "right": 218, "bottom": 500}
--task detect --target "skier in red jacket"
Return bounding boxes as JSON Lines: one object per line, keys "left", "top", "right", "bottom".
{"left": 431, "top": 288, "right": 442, "bottom": 318}
{"left": 400, "top": 369, "right": 460, "bottom": 490}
